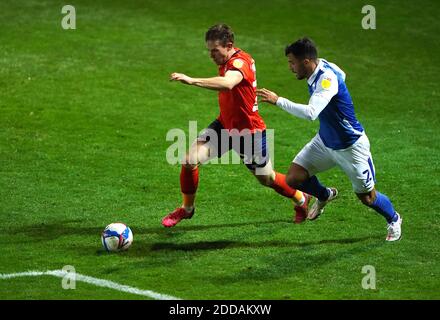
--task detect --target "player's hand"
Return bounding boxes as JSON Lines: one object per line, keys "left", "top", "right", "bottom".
{"left": 256, "top": 88, "right": 279, "bottom": 105}
{"left": 170, "top": 72, "right": 194, "bottom": 85}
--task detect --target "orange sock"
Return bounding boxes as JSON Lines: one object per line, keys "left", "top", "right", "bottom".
{"left": 272, "top": 172, "right": 305, "bottom": 205}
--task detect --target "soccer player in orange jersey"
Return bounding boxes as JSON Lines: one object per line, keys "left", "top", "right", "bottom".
{"left": 162, "top": 24, "right": 311, "bottom": 227}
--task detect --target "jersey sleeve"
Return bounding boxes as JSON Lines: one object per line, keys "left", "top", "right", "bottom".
{"left": 226, "top": 58, "right": 251, "bottom": 82}
{"left": 312, "top": 70, "right": 338, "bottom": 102}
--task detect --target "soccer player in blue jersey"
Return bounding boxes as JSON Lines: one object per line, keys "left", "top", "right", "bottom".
{"left": 257, "top": 37, "right": 402, "bottom": 241}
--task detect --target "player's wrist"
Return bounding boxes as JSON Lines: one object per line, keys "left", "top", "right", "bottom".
{"left": 186, "top": 77, "right": 195, "bottom": 85}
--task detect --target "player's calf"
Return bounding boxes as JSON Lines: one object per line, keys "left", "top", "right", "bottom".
{"left": 357, "top": 190, "right": 402, "bottom": 241}
{"left": 285, "top": 165, "right": 309, "bottom": 190}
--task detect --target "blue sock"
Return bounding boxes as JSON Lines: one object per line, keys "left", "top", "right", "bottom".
{"left": 368, "top": 191, "right": 397, "bottom": 223}
{"left": 298, "top": 176, "right": 330, "bottom": 201}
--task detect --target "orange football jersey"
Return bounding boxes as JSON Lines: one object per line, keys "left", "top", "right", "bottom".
{"left": 217, "top": 48, "right": 266, "bottom": 133}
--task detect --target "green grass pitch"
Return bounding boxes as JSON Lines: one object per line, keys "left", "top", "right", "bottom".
{"left": 1, "top": 0, "right": 439, "bottom": 299}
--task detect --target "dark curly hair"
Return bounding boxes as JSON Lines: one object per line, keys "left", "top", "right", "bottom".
{"left": 205, "top": 24, "right": 235, "bottom": 46}
{"left": 285, "top": 37, "right": 318, "bottom": 60}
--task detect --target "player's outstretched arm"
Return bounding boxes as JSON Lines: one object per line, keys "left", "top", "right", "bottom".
{"left": 257, "top": 88, "right": 329, "bottom": 121}
{"left": 256, "top": 88, "right": 279, "bottom": 104}
{"left": 170, "top": 72, "right": 195, "bottom": 85}
{"left": 170, "top": 70, "right": 243, "bottom": 91}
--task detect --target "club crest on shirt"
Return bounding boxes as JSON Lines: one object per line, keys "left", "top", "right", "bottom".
{"left": 321, "top": 77, "right": 332, "bottom": 89}
{"left": 232, "top": 59, "right": 244, "bottom": 69}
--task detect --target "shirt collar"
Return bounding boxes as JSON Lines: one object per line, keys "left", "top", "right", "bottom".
{"left": 223, "top": 48, "right": 241, "bottom": 65}
{"left": 307, "top": 59, "right": 323, "bottom": 86}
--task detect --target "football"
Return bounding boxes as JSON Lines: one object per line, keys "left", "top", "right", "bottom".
{"left": 101, "top": 223, "right": 133, "bottom": 252}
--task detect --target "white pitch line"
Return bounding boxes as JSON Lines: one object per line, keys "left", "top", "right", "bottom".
{"left": 0, "top": 270, "right": 181, "bottom": 300}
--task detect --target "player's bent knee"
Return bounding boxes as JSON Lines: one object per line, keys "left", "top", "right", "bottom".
{"left": 358, "top": 194, "right": 375, "bottom": 206}
{"left": 182, "top": 154, "right": 198, "bottom": 169}
{"left": 285, "top": 174, "right": 301, "bottom": 189}
{"left": 183, "top": 162, "right": 198, "bottom": 170}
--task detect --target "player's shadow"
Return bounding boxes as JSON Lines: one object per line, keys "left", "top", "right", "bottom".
{"left": 125, "top": 235, "right": 385, "bottom": 280}
{"left": 11, "top": 219, "right": 384, "bottom": 262}
{"left": 10, "top": 218, "right": 294, "bottom": 243}
{"left": 132, "top": 235, "right": 380, "bottom": 254}
{"left": 138, "top": 218, "right": 294, "bottom": 236}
